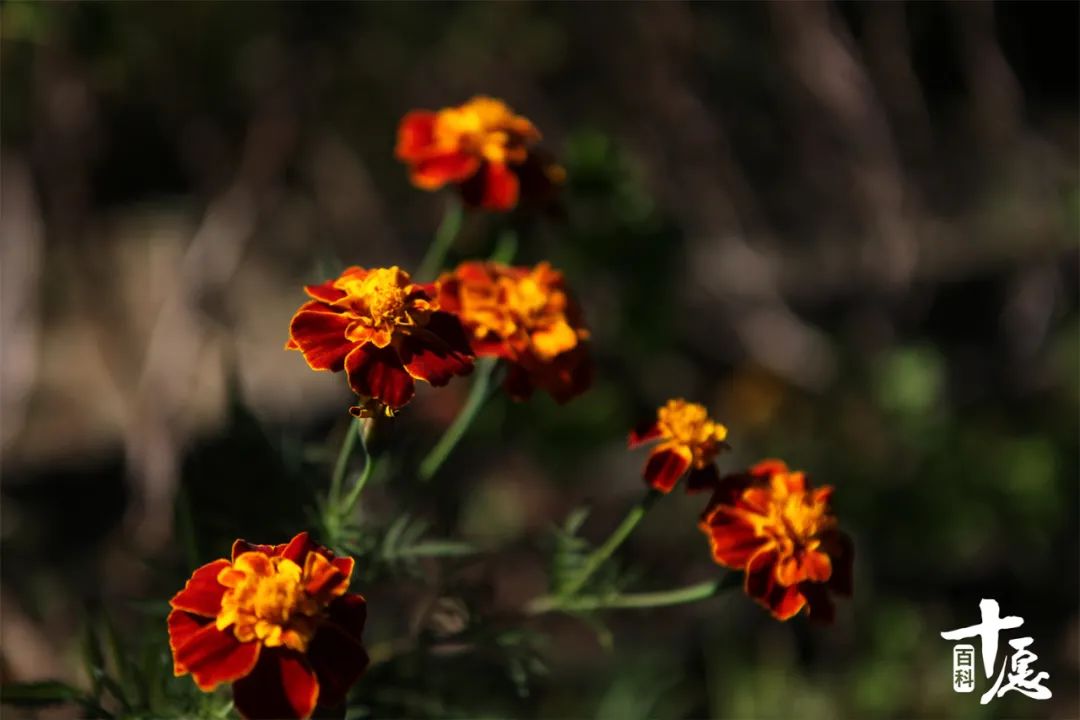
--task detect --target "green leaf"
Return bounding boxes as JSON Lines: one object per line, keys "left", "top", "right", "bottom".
{"left": 562, "top": 506, "right": 591, "bottom": 536}
{"left": 397, "top": 540, "right": 478, "bottom": 558}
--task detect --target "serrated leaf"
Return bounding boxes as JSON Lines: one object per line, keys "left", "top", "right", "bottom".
{"left": 562, "top": 505, "right": 592, "bottom": 536}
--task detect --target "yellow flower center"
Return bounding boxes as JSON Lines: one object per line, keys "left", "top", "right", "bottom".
{"left": 435, "top": 96, "right": 538, "bottom": 165}
{"left": 657, "top": 399, "right": 728, "bottom": 467}
{"left": 333, "top": 266, "right": 432, "bottom": 346}
{"left": 755, "top": 475, "right": 835, "bottom": 558}
{"left": 216, "top": 553, "right": 323, "bottom": 652}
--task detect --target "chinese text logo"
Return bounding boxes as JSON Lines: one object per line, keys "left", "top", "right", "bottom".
{"left": 940, "top": 599, "right": 1051, "bottom": 705}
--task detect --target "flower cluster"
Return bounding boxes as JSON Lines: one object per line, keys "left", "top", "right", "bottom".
{"left": 288, "top": 261, "right": 592, "bottom": 414}
{"left": 168, "top": 533, "right": 368, "bottom": 719}
{"left": 630, "top": 401, "right": 853, "bottom": 622}
{"left": 166, "top": 94, "right": 856, "bottom": 720}
{"left": 396, "top": 96, "right": 564, "bottom": 212}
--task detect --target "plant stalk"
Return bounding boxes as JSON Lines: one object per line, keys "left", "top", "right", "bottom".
{"left": 558, "top": 490, "right": 661, "bottom": 598}
{"left": 526, "top": 577, "right": 731, "bottom": 615}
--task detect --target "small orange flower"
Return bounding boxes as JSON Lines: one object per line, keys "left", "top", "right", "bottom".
{"left": 286, "top": 266, "right": 474, "bottom": 416}
{"left": 629, "top": 399, "right": 729, "bottom": 493}
{"left": 436, "top": 260, "right": 591, "bottom": 402}
{"left": 396, "top": 96, "right": 564, "bottom": 212}
{"left": 167, "top": 533, "right": 368, "bottom": 719}
{"left": 699, "top": 460, "right": 853, "bottom": 622}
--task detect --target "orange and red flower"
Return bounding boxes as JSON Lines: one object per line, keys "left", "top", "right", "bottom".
{"left": 287, "top": 266, "right": 474, "bottom": 416}
{"left": 699, "top": 460, "right": 853, "bottom": 622}
{"left": 436, "top": 260, "right": 591, "bottom": 403}
{"left": 629, "top": 399, "right": 729, "bottom": 493}
{"left": 167, "top": 532, "right": 368, "bottom": 719}
{"left": 396, "top": 96, "right": 564, "bottom": 212}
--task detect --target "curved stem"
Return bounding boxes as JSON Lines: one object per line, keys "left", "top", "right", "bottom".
{"left": 559, "top": 490, "right": 661, "bottom": 598}
{"left": 419, "top": 357, "right": 498, "bottom": 481}
{"left": 416, "top": 197, "right": 463, "bottom": 282}
{"left": 526, "top": 577, "right": 731, "bottom": 615}
{"left": 338, "top": 444, "right": 375, "bottom": 524}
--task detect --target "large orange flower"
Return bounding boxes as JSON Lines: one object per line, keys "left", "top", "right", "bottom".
{"left": 436, "top": 260, "right": 591, "bottom": 402}
{"left": 699, "top": 460, "right": 853, "bottom": 622}
{"left": 629, "top": 399, "right": 729, "bottom": 493}
{"left": 167, "top": 533, "right": 368, "bottom": 719}
{"left": 396, "top": 96, "right": 564, "bottom": 212}
{"left": 287, "top": 266, "right": 474, "bottom": 416}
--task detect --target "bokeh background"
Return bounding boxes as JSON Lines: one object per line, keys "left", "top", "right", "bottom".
{"left": 2, "top": 2, "right": 1077, "bottom": 718}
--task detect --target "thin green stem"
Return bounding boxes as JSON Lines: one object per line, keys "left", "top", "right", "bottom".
{"left": 416, "top": 197, "right": 463, "bottom": 282}
{"left": 338, "top": 444, "right": 375, "bottom": 524}
{"left": 526, "top": 577, "right": 731, "bottom": 616}
{"left": 559, "top": 490, "right": 661, "bottom": 598}
{"left": 327, "top": 418, "right": 361, "bottom": 527}
{"left": 489, "top": 227, "right": 518, "bottom": 264}
{"left": 419, "top": 357, "right": 498, "bottom": 481}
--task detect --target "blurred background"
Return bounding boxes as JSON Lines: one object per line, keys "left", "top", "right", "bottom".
{"left": 1, "top": 1, "right": 1077, "bottom": 718}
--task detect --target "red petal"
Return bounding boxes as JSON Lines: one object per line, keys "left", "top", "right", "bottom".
{"left": 530, "top": 345, "right": 592, "bottom": 404}
{"left": 399, "top": 316, "right": 474, "bottom": 386}
{"left": 303, "top": 279, "right": 346, "bottom": 304}
{"left": 702, "top": 511, "right": 766, "bottom": 569}
{"left": 307, "top": 596, "right": 369, "bottom": 707}
{"left": 411, "top": 151, "right": 481, "bottom": 189}
{"left": 167, "top": 610, "right": 213, "bottom": 675}
{"left": 169, "top": 559, "right": 229, "bottom": 616}
{"left": 744, "top": 548, "right": 806, "bottom": 621}
{"left": 332, "top": 556, "right": 354, "bottom": 580}
{"left": 172, "top": 623, "right": 261, "bottom": 691}
{"left": 344, "top": 344, "right": 415, "bottom": 409}
{"left": 280, "top": 532, "right": 314, "bottom": 564}
{"left": 288, "top": 303, "right": 354, "bottom": 372}
{"left": 628, "top": 421, "right": 662, "bottom": 448}
{"left": 478, "top": 161, "right": 520, "bottom": 211}
{"left": 643, "top": 446, "right": 692, "bottom": 493}
{"left": 303, "top": 554, "right": 349, "bottom": 599}
{"left": 749, "top": 459, "right": 788, "bottom": 478}
{"left": 434, "top": 276, "right": 462, "bottom": 314}
{"left": 327, "top": 593, "right": 368, "bottom": 643}
{"left": 232, "top": 649, "right": 319, "bottom": 720}
{"left": 395, "top": 111, "right": 437, "bottom": 161}
{"left": 231, "top": 539, "right": 274, "bottom": 561}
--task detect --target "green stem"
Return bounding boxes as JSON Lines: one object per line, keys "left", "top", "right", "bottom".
{"left": 338, "top": 441, "right": 375, "bottom": 525}
{"left": 489, "top": 227, "right": 518, "bottom": 264}
{"left": 327, "top": 418, "right": 361, "bottom": 521}
{"left": 559, "top": 490, "right": 661, "bottom": 597}
{"left": 416, "top": 197, "right": 463, "bottom": 282}
{"left": 419, "top": 357, "right": 498, "bottom": 481}
{"left": 526, "top": 577, "right": 731, "bottom": 615}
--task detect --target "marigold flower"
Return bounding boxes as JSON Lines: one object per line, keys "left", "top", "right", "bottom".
{"left": 287, "top": 266, "right": 474, "bottom": 416}
{"left": 699, "top": 460, "right": 854, "bottom": 622}
{"left": 436, "top": 260, "right": 591, "bottom": 402}
{"left": 629, "top": 399, "right": 729, "bottom": 493}
{"left": 396, "top": 96, "right": 564, "bottom": 211}
{"left": 167, "top": 532, "right": 368, "bottom": 719}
